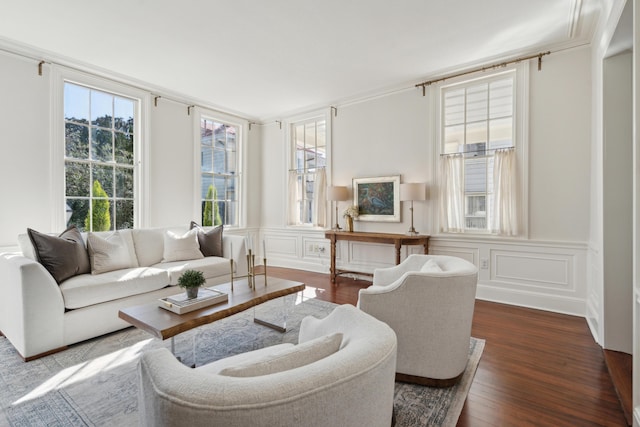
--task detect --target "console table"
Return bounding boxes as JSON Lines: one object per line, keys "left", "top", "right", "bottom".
{"left": 324, "top": 231, "right": 430, "bottom": 283}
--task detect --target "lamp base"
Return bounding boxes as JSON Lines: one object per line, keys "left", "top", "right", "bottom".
{"left": 405, "top": 228, "right": 419, "bottom": 236}
{"left": 332, "top": 224, "right": 342, "bottom": 231}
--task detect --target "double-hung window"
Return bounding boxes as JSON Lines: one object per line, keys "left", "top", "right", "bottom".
{"left": 439, "top": 68, "right": 525, "bottom": 236}
{"left": 288, "top": 117, "right": 327, "bottom": 226}
{"left": 64, "top": 82, "right": 137, "bottom": 231}
{"left": 200, "top": 117, "right": 238, "bottom": 226}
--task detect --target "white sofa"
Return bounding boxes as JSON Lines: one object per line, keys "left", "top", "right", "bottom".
{"left": 0, "top": 226, "right": 248, "bottom": 361}
{"left": 138, "top": 304, "right": 398, "bottom": 427}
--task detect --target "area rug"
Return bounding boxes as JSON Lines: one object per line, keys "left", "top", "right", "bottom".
{"left": 0, "top": 296, "right": 484, "bottom": 427}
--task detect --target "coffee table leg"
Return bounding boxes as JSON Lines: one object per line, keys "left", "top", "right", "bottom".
{"left": 253, "top": 295, "right": 288, "bottom": 333}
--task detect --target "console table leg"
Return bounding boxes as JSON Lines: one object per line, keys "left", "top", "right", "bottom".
{"left": 329, "top": 235, "right": 337, "bottom": 283}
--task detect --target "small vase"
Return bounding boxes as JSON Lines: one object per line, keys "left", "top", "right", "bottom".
{"left": 186, "top": 287, "right": 199, "bottom": 299}
{"left": 346, "top": 216, "right": 354, "bottom": 232}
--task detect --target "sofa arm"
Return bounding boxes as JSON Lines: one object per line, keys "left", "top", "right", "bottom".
{"left": 222, "top": 234, "right": 248, "bottom": 274}
{"left": 0, "top": 252, "right": 65, "bottom": 360}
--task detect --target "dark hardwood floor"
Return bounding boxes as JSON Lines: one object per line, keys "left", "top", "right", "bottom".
{"left": 267, "top": 266, "right": 628, "bottom": 426}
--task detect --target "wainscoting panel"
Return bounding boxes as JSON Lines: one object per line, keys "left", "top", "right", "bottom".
{"left": 429, "top": 246, "right": 478, "bottom": 265}
{"left": 430, "top": 237, "right": 588, "bottom": 316}
{"left": 261, "top": 228, "right": 589, "bottom": 316}
{"left": 491, "top": 250, "right": 573, "bottom": 290}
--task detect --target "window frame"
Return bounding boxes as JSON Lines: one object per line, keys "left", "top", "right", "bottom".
{"left": 194, "top": 109, "right": 246, "bottom": 229}
{"left": 286, "top": 110, "right": 331, "bottom": 228}
{"left": 434, "top": 63, "right": 529, "bottom": 237}
{"left": 51, "top": 67, "right": 149, "bottom": 231}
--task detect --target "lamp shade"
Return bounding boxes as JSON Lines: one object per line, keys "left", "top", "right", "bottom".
{"left": 400, "top": 183, "right": 427, "bottom": 201}
{"left": 327, "top": 185, "right": 349, "bottom": 201}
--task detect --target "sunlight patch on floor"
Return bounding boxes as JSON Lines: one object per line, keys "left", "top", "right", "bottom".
{"left": 12, "top": 338, "right": 154, "bottom": 405}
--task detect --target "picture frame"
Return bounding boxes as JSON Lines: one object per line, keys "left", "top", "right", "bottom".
{"left": 352, "top": 175, "right": 400, "bottom": 222}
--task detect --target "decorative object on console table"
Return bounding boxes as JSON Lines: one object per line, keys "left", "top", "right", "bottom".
{"left": 327, "top": 185, "right": 350, "bottom": 231}
{"left": 400, "top": 182, "right": 427, "bottom": 236}
{"left": 343, "top": 205, "right": 359, "bottom": 232}
{"left": 177, "top": 269, "right": 206, "bottom": 299}
{"left": 353, "top": 175, "right": 401, "bottom": 222}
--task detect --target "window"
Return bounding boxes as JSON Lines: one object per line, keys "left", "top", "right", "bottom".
{"left": 200, "top": 118, "right": 238, "bottom": 226}
{"left": 289, "top": 118, "right": 326, "bottom": 226}
{"left": 64, "top": 82, "right": 137, "bottom": 231}
{"left": 439, "top": 68, "right": 524, "bottom": 235}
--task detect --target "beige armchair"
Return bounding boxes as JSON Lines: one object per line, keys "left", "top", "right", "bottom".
{"left": 357, "top": 254, "right": 478, "bottom": 386}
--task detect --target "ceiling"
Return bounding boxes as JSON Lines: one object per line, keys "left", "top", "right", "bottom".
{"left": 0, "top": 0, "right": 601, "bottom": 121}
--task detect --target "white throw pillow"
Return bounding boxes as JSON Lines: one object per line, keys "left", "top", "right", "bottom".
{"left": 420, "top": 258, "right": 443, "bottom": 273}
{"left": 87, "top": 231, "right": 136, "bottom": 274}
{"left": 219, "top": 332, "right": 343, "bottom": 377}
{"left": 162, "top": 229, "right": 204, "bottom": 263}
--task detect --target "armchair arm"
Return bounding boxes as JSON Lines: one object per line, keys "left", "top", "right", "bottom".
{"left": 372, "top": 254, "right": 428, "bottom": 286}
{"left": 0, "top": 252, "right": 65, "bottom": 359}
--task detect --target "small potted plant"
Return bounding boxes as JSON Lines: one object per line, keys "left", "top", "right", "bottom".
{"left": 177, "top": 269, "right": 206, "bottom": 299}
{"left": 343, "top": 205, "right": 359, "bottom": 232}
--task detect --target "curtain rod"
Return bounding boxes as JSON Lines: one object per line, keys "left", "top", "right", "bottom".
{"left": 416, "top": 51, "right": 551, "bottom": 96}
{"left": 440, "top": 147, "right": 515, "bottom": 157}
{"left": 288, "top": 166, "right": 326, "bottom": 172}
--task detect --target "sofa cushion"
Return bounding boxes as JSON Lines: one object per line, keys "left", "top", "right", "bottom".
{"left": 153, "top": 256, "right": 231, "bottom": 285}
{"left": 132, "top": 228, "right": 165, "bottom": 267}
{"left": 190, "top": 222, "right": 223, "bottom": 257}
{"left": 87, "top": 231, "right": 138, "bottom": 274}
{"left": 27, "top": 225, "right": 91, "bottom": 284}
{"left": 59, "top": 267, "right": 170, "bottom": 309}
{"left": 162, "top": 229, "right": 204, "bottom": 263}
{"left": 218, "top": 332, "right": 343, "bottom": 377}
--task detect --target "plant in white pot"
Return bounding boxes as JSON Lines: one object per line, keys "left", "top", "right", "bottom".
{"left": 177, "top": 269, "right": 206, "bottom": 299}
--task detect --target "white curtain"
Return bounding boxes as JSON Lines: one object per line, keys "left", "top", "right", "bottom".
{"left": 287, "top": 170, "right": 299, "bottom": 225}
{"left": 491, "top": 147, "right": 519, "bottom": 236}
{"left": 313, "top": 168, "right": 327, "bottom": 227}
{"left": 439, "top": 154, "right": 464, "bottom": 233}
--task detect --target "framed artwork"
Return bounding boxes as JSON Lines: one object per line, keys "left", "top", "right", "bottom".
{"left": 352, "top": 175, "right": 400, "bottom": 222}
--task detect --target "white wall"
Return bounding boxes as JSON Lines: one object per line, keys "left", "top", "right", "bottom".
{"left": 148, "top": 99, "right": 195, "bottom": 227}
{"left": 603, "top": 51, "right": 633, "bottom": 353}
{"left": 260, "top": 46, "right": 592, "bottom": 315}
{"left": 0, "top": 39, "right": 594, "bottom": 316}
{"left": 0, "top": 52, "right": 51, "bottom": 249}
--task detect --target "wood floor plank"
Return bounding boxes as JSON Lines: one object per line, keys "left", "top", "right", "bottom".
{"left": 266, "top": 266, "right": 627, "bottom": 426}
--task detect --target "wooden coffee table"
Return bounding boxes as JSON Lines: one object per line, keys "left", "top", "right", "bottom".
{"left": 118, "top": 276, "right": 305, "bottom": 350}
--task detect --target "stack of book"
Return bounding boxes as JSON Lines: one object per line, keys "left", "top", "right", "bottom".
{"left": 158, "top": 287, "right": 228, "bottom": 314}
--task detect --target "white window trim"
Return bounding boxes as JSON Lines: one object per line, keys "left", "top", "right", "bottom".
{"left": 50, "top": 66, "right": 150, "bottom": 231}
{"left": 432, "top": 63, "right": 529, "bottom": 238}
{"left": 192, "top": 108, "right": 247, "bottom": 228}
{"left": 284, "top": 108, "right": 333, "bottom": 229}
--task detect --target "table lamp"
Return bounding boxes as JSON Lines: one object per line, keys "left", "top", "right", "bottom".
{"left": 400, "top": 183, "right": 427, "bottom": 236}
{"left": 327, "top": 186, "right": 349, "bottom": 230}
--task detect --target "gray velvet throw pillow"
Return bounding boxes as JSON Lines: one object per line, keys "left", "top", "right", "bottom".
{"left": 27, "top": 225, "right": 90, "bottom": 284}
{"left": 190, "top": 221, "right": 223, "bottom": 257}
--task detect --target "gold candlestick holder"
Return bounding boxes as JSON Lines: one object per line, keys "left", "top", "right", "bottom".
{"left": 230, "top": 249, "right": 267, "bottom": 291}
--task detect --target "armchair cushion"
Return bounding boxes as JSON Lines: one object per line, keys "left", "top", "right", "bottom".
{"left": 219, "top": 332, "right": 343, "bottom": 377}
{"left": 420, "top": 258, "right": 442, "bottom": 273}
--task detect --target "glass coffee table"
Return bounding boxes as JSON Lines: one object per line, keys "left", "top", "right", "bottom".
{"left": 118, "top": 276, "right": 305, "bottom": 359}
